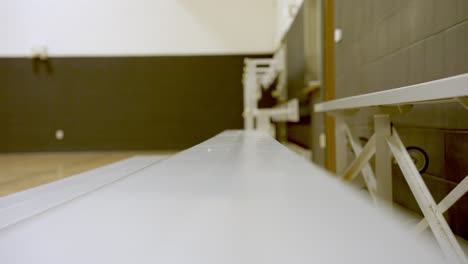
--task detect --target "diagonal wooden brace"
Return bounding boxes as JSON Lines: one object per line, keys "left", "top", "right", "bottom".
{"left": 416, "top": 175, "right": 468, "bottom": 232}
{"left": 343, "top": 126, "right": 377, "bottom": 198}
{"left": 387, "top": 128, "right": 467, "bottom": 263}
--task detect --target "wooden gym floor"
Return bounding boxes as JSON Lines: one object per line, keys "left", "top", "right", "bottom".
{"left": 0, "top": 149, "right": 467, "bottom": 254}
{"left": 0, "top": 151, "right": 176, "bottom": 197}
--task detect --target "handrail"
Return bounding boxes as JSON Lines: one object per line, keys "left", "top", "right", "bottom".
{"left": 315, "top": 73, "right": 468, "bottom": 112}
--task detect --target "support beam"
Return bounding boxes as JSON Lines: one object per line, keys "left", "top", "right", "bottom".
{"left": 374, "top": 114, "right": 392, "bottom": 202}
{"left": 242, "top": 59, "right": 258, "bottom": 130}
{"left": 334, "top": 114, "right": 347, "bottom": 175}
{"left": 387, "top": 128, "right": 467, "bottom": 263}
{"left": 343, "top": 131, "right": 377, "bottom": 197}
{"left": 416, "top": 176, "right": 468, "bottom": 232}
{"left": 256, "top": 114, "right": 274, "bottom": 137}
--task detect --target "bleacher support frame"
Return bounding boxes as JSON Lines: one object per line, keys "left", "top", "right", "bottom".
{"left": 242, "top": 46, "right": 299, "bottom": 136}
{"left": 315, "top": 73, "right": 468, "bottom": 264}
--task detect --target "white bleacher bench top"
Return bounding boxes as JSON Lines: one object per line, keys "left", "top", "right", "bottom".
{"left": 0, "top": 131, "right": 444, "bottom": 263}
{"left": 315, "top": 73, "right": 468, "bottom": 112}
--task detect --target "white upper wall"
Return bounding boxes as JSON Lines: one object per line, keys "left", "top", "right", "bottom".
{"left": 1, "top": 0, "right": 276, "bottom": 57}
{"left": 275, "top": 0, "right": 304, "bottom": 44}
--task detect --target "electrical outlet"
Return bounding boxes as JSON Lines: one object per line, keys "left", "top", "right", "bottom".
{"left": 334, "top": 28, "right": 343, "bottom": 43}
{"left": 319, "top": 133, "right": 326, "bottom": 149}
{"left": 55, "top": 130, "right": 64, "bottom": 140}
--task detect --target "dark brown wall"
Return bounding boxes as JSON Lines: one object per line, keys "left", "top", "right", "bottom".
{"left": 0, "top": 55, "right": 251, "bottom": 152}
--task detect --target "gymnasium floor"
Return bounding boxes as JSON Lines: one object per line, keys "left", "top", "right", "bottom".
{"left": 0, "top": 151, "right": 176, "bottom": 197}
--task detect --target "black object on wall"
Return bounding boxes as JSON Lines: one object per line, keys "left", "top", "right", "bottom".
{"left": 0, "top": 55, "right": 257, "bottom": 152}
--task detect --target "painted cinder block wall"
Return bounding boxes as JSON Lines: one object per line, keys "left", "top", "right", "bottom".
{"left": 333, "top": 0, "right": 468, "bottom": 237}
